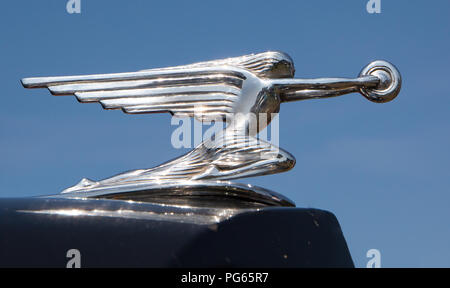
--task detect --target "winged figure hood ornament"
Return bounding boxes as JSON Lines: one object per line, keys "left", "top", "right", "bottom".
{"left": 21, "top": 51, "right": 401, "bottom": 207}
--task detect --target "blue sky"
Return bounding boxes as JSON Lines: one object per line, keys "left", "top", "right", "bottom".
{"left": 1, "top": 0, "right": 449, "bottom": 267}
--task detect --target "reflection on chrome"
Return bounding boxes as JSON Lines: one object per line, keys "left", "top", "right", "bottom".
{"left": 18, "top": 205, "right": 246, "bottom": 225}
{"left": 22, "top": 51, "right": 401, "bottom": 207}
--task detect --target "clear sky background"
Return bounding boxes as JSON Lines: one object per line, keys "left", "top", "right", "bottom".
{"left": 1, "top": 0, "right": 449, "bottom": 267}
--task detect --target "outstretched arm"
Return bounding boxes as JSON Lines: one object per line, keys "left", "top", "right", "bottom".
{"left": 271, "top": 60, "right": 401, "bottom": 104}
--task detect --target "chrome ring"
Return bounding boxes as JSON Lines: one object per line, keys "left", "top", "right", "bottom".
{"left": 359, "top": 60, "right": 402, "bottom": 103}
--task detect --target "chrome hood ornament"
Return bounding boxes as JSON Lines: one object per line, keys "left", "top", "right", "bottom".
{"left": 22, "top": 51, "right": 401, "bottom": 207}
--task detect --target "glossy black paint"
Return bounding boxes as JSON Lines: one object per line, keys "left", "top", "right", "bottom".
{"left": 0, "top": 197, "right": 354, "bottom": 267}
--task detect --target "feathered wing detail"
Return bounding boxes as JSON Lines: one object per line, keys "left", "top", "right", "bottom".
{"left": 21, "top": 51, "right": 294, "bottom": 121}
{"left": 22, "top": 66, "right": 245, "bottom": 121}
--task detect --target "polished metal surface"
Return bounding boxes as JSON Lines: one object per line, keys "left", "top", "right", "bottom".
{"left": 17, "top": 198, "right": 250, "bottom": 225}
{"left": 53, "top": 180, "right": 295, "bottom": 208}
{"left": 22, "top": 51, "right": 401, "bottom": 207}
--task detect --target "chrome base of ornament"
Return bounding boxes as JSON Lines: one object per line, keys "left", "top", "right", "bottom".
{"left": 50, "top": 180, "right": 295, "bottom": 208}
